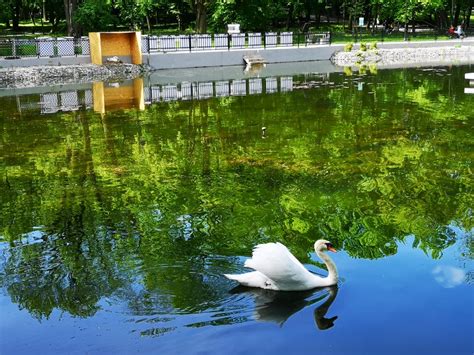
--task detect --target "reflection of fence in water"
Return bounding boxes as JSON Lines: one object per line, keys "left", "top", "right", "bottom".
{"left": 144, "top": 76, "right": 293, "bottom": 103}
{"left": 27, "top": 77, "right": 292, "bottom": 115}
{"left": 40, "top": 89, "right": 93, "bottom": 114}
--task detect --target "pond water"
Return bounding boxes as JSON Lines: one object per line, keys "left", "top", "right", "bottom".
{"left": 0, "top": 64, "right": 473, "bottom": 354}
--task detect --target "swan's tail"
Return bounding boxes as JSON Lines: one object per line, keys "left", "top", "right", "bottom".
{"left": 224, "top": 271, "right": 273, "bottom": 289}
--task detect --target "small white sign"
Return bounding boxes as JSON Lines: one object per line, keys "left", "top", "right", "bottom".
{"left": 359, "top": 17, "right": 364, "bottom": 27}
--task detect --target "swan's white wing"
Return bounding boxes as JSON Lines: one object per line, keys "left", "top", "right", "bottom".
{"left": 244, "top": 242, "right": 321, "bottom": 290}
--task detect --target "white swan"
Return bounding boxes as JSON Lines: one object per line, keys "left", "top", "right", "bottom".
{"left": 224, "top": 239, "right": 338, "bottom": 291}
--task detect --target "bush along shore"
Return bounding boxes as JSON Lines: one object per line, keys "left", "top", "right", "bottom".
{"left": 0, "top": 63, "right": 149, "bottom": 89}
{"left": 331, "top": 43, "right": 474, "bottom": 67}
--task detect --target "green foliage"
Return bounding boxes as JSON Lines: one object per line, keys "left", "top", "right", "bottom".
{"left": 2, "top": 0, "right": 470, "bottom": 36}
{"left": 74, "top": 0, "right": 115, "bottom": 32}
{"left": 344, "top": 43, "right": 353, "bottom": 52}
{"left": 0, "top": 0, "right": 13, "bottom": 23}
{"left": 112, "top": 0, "right": 152, "bottom": 30}
{"left": 360, "top": 42, "right": 367, "bottom": 51}
{"left": 369, "top": 63, "right": 378, "bottom": 74}
{"left": 210, "top": 0, "right": 287, "bottom": 32}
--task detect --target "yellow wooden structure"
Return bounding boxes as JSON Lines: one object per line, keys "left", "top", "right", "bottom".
{"left": 89, "top": 31, "right": 142, "bottom": 65}
{"left": 93, "top": 78, "right": 145, "bottom": 114}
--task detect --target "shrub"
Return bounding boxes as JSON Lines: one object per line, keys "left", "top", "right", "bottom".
{"left": 344, "top": 43, "right": 353, "bottom": 52}
{"left": 359, "top": 42, "right": 367, "bottom": 51}
{"left": 369, "top": 63, "right": 378, "bottom": 74}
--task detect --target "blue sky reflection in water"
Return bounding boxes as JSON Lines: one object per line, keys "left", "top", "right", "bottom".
{"left": 0, "top": 64, "right": 473, "bottom": 354}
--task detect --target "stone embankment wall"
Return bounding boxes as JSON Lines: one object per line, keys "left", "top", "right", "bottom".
{"left": 331, "top": 45, "right": 474, "bottom": 67}
{"left": 0, "top": 64, "right": 145, "bottom": 89}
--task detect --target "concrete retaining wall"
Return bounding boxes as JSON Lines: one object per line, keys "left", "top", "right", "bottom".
{"left": 143, "top": 45, "right": 343, "bottom": 69}
{"left": 0, "top": 55, "right": 91, "bottom": 68}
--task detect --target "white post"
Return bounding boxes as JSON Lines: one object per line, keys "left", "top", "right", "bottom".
{"left": 280, "top": 32, "right": 293, "bottom": 46}
{"left": 231, "top": 33, "right": 245, "bottom": 48}
{"left": 249, "top": 78, "right": 262, "bottom": 94}
{"left": 265, "top": 32, "right": 277, "bottom": 47}
{"left": 248, "top": 33, "right": 262, "bottom": 48}
{"left": 81, "top": 36, "right": 90, "bottom": 55}
{"left": 280, "top": 77, "right": 293, "bottom": 92}
{"left": 197, "top": 82, "right": 213, "bottom": 98}
{"left": 214, "top": 34, "right": 228, "bottom": 49}
{"left": 141, "top": 35, "right": 149, "bottom": 53}
{"left": 58, "top": 37, "right": 75, "bottom": 56}
{"left": 215, "top": 81, "right": 230, "bottom": 97}
{"left": 231, "top": 79, "right": 246, "bottom": 95}
{"left": 265, "top": 77, "right": 277, "bottom": 93}
{"left": 37, "top": 37, "right": 55, "bottom": 57}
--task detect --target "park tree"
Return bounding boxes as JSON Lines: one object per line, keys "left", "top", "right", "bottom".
{"left": 189, "top": 0, "right": 215, "bottom": 33}
{"left": 74, "top": 0, "right": 114, "bottom": 32}
{"left": 63, "top": 0, "right": 80, "bottom": 35}
{"left": 0, "top": 0, "right": 14, "bottom": 28}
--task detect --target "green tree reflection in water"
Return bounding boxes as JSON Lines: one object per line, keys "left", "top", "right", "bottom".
{"left": 0, "top": 66, "right": 472, "bottom": 320}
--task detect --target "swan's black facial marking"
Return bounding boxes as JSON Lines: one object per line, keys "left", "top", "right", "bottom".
{"left": 325, "top": 242, "right": 337, "bottom": 253}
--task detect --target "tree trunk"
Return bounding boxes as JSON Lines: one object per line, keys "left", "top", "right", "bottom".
{"left": 304, "top": 0, "right": 311, "bottom": 22}
{"left": 286, "top": 3, "right": 294, "bottom": 30}
{"left": 372, "top": 5, "right": 378, "bottom": 33}
{"left": 63, "top": 0, "right": 78, "bottom": 36}
{"left": 439, "top": 10, "right": 448, "bottom": 28}
{"left": 146, "top": 15, "right": 151, "bottom": 33}
{"left": 12, "top": 0, "right": 21, "bottom": 31}
{"left": 453, "top": 2, "right": 461, "bottom": 26}
{"left": 195, "top": 0, "right": 207, "bottom": 33}
{"left": 314, "top": 2, "right": 321, "bottom": 27}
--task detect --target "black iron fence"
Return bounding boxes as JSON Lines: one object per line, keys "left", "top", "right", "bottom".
{"left": 141, "top": 31, "right": 331, "bottom": 53}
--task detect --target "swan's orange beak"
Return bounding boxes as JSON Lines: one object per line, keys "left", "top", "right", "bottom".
{"left": 327, "top": 246, "right": 337, "bottom": 253}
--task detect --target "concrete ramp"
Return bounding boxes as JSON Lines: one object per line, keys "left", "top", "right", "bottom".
{"left": 243, "top": 55, "right": 266, "bottom": 66}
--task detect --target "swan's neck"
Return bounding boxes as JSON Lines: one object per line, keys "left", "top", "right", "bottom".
{"left": 316, "top": 249, "right": 338, "bottom": 284}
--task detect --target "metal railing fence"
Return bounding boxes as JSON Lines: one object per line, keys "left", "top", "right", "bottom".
{"left": 337, "top": 27, "right": 473, "bottom": 43}
{"left": 0, "top": 31, "right": 332, "bottom": 59}
{"left": 0, "top": 36, "right": 90, "bottom": 58}
{"left": 2, "top": 29, "right": 472, "bottom": 59}
{"left": 141, "top": 31, "right": 331, "bottom": 53}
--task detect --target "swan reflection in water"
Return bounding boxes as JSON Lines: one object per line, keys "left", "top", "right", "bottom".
{"left": 230, "top": 285, "right": 339, "bottom": 330}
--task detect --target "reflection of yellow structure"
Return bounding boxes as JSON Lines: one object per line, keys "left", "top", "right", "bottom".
{"left": 93, "top": 78, "right": 145, "bottom": 114}
{"left": 89, "top": 31, "right": 142, "bottom": 65}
